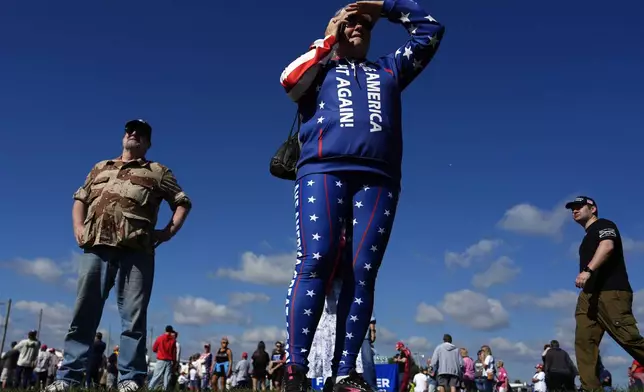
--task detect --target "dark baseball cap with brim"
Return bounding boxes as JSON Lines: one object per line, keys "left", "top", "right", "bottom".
{"left": 565, "top": 196, "right": 597, "bottom": 210}
{"left": 125, "top": 119, "right": 152, "bottom": 138}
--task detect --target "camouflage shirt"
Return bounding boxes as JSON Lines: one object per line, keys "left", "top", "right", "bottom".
{"left": 73, "top": 158, "right": 191, "bottom": 253}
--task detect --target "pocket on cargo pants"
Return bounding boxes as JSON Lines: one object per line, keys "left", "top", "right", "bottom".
{"left": 599, "top": 291, "right": 644, "bottom": 355}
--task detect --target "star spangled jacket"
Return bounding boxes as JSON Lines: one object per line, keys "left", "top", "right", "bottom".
{"left": 280, "top": 0, "right": 444, "bottom": 183}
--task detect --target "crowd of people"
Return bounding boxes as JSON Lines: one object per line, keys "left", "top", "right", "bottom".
{"left": 3, "top": 0, "right": 641, "bottom": 391}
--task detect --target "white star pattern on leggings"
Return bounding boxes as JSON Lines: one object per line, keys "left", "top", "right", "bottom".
{"left": 287, "top": 176, "right": 397, "bottom": 370}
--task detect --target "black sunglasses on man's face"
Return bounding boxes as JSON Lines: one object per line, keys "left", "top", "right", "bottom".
{"left": 125, "top": 126, "right": 150, "bottom": 138}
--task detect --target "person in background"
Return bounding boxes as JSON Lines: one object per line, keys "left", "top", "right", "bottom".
{"left": 543, "top": 340, "right": 577, "bottom": 392}
{"left": 169, "top": 331, "right": 181, "bottom": 390}
{"left": 426, "top": 359, "right": 437, "bottom": 392}
{"left": 361, "top": 314, "right": 377, "bottom": 390}
{"left": 306, "top": 271, "right": 365, "bottom": 392}
{"left": 15, "top": 330, "right": 40, "bottom": 389}
{"left": 148, "top": 325, "right": 178, "bottom": 390}
{"left": 531, "top": 364, "right": 546, "bottom": 392}
{"left": 233, "top": 352, "right": 250, "bottom": 389}
{"left": 279, "top": 0, "right": 445, "bottom": 390}
{"left": 630, "top": 359, "right": 644, "bottom": 387}
{"left": 600, "top": 366, "right": 613, "bottom": 392}
{"left": 1, "top": 341, "right": 19, "bottom": 389}
{"left": 430, "top": 334, "right": 462, "bottom": 392}
{"left": 189, "top": 365, "right": 198, "bottom": 391}
{"left": 47, "top": 119, "right": 192, "bottom": 392}
{"left": 268, "top": 342, "right": 285, "bottom": 390}
{"left": 33, "top": 345, "right": 51, "bottom": 390}
{"left": 201, "top": 344, "right": 213, "bottom": 391}
{"left": 46, "top": 348, "right": 59, "bottom": 387}
{"left": 394, "top": 342, "right": 414, "bottom": 392}
{"left": 87, "top": 332, "right": 107, "bottom": 388}
{"left": 541, "top": 344, "right": 550, "bottom": 364}
{"left": 480, "top": 346, "right": 495, "bottom": 392}
{"left": 251, "top": 342, "right": 269, "bottom": 391}
{"left": 473, "top": 351, "right": 486, "bottom": 392}
{"left": 178, "top": 372, "right": 188, "bottom": 391}
{"left": 459, "top": 349, "right": 475, "bottom": 392}
{"left": 106, "top": 346, "right": 119, "bottom": 390}
{"left": 211, "top": 337, "right": 232, "bottom": 392}
{"left": 412, "top": 368, "right": 429, "bottom": 392}
{"left": 495, "top": 360, "right": 508, "bottom": 392}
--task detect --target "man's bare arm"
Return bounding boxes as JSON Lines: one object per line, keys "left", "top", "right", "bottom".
{"left": 587, "top": 240, "right": 614, "bottom": 271}
{"left": 165, "top": 205, "right": 189, "bottom": 237}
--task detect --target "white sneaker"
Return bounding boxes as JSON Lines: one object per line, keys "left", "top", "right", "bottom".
{"left": 117, "top": 380, "right": 141, "bottom": 392}
{"left": 42, "top": 380, "right": 72, "bottom": 392}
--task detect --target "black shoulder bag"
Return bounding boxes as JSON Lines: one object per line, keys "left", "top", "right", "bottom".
{"left": 269, "top": 110, "right": 301, "bottom": 181}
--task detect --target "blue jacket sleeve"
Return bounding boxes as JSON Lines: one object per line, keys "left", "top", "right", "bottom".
{"left": 377, "top": 0, "right": 445, "bottom": 91}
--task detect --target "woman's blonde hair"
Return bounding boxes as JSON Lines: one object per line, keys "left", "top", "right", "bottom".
{"left": 481, "top": 345, "right": 493, "bottom": 355}
{"left": 497, "top": 360, "right": 504, "bottom": 367}
{"left": 460, "top": 348, "right": 468, "bottom": 357}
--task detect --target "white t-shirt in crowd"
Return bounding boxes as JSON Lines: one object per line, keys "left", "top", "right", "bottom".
{"left": 484, "top": 355, "right": 495, "bottom": 376}
{"left": 413, "top": 373, "right": 429, "bottom": 392}
{"left": 178, "top": 375, "right": 188, "bottom": 385}
{"left": 189, "top": 368, "right": 197, "bottom": 381}
{"left": 533, "top": 371, "right": 546, "bottom": 392}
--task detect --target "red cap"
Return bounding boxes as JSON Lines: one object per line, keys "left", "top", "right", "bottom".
{"left": 396, "top": 341, "right": 405, "bottom": 349}
{"left": 242, "top": 352, "right": 248, "bottom": 358}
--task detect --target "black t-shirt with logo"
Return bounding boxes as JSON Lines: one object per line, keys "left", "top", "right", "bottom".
{"left": 579, "top": 218, "right": 632, "bottom": 293}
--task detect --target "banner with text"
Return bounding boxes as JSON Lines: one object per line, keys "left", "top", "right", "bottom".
{"left": 309, "top": 364, "right": 399, "bottom": 392}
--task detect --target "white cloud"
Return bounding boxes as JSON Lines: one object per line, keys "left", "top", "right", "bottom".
{"left": 506, "top": 290, "right": 578, "bottom": 311}
{"left": 472, "top": 256, "right": 520, "bottom": 289}
{"left": 216, "top": 252, "right": 295, "bottom": 286}
{"left": 445, "top": 239, "right": 502, "bottom": 268}
{"left": 239, "top": 326, "right": 286, "bottom": 345}
{"left": 623, "top": 238, "right": 644, "bottom": 253}
{"left": 634, "top": 290, "right": 644, "bottom": 316}
{"left": 2, "top": 253, "right": 82, "bottom": 291}
{"left": 602, "top": 355, "right": 630, "bottom": 366}
{"left": 497, "top": 202, "right": 568, "bottom": 237}
{"left": 534, "top": 290, "right": 578, "bottom": 309}
{"left": 415, "top": 303, "right": 444, "bottom": 324}
{"left": 440, "top": 290, "right": 509, "bottom": 331}
{"left": 173, "top": 296, "right": 245, "bottom": 326}
{"left": 406, "top": 336, "right": 433, "bottom": 352}
{"left": 489, "top": 337, "right": 540, "bottom": 361}
{"left": 13, "top": 300, "right": 74, "bottom": 344}
{"left": 228, "top": 292, "right": 271, "bottom": 307}
{"left": 377, "top": 326, "right": 399, "bottom": 346}
{"left": 554, "top": 317, "right": 576, "bottom": 351}
{"left": 9, "top": 258, "right": 63, "bottom": 282}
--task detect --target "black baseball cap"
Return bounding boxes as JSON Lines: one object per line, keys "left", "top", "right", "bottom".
{"left": 565, "top": 196, "right": 597, "bottom": 210}
{"left": 124, "top": 119, "right": 152, "bottom": 139}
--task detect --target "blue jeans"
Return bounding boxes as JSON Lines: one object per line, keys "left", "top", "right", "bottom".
{"left": 361, "top": 339, "right": 377, "bottom": 389}
{"left": 57, "top": 246, "right": 154, "bottom": 385}
{"left": 148, "top": 360, "right": 173, "bottom": 390}
{"left": 201, "top": 372, "right": 211, "bottom": 390}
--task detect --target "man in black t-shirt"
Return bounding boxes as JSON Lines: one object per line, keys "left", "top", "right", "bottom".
{"left": 565, "top": 196, "right": 644, "bottom": 391}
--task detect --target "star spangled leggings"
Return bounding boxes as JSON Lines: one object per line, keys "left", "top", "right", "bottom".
{"left": 284, "top": 171, "right": 399, "bottom": 377}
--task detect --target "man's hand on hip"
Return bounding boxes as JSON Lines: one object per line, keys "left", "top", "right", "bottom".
{"left": 153, "top": 228, "right": 173, "bottom": 248}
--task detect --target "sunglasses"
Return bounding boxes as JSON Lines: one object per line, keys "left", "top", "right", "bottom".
{"left": 125, "top": 123, "right": 151, "bottom": 137}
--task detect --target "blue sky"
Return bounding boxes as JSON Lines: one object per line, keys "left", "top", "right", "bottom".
{"left": 1, "top": 0, "right": 643, "bottom": 386}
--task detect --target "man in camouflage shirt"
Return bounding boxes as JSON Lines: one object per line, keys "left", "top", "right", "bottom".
{"left": 47, "top": 119, "right": 191, "bottom": 392}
